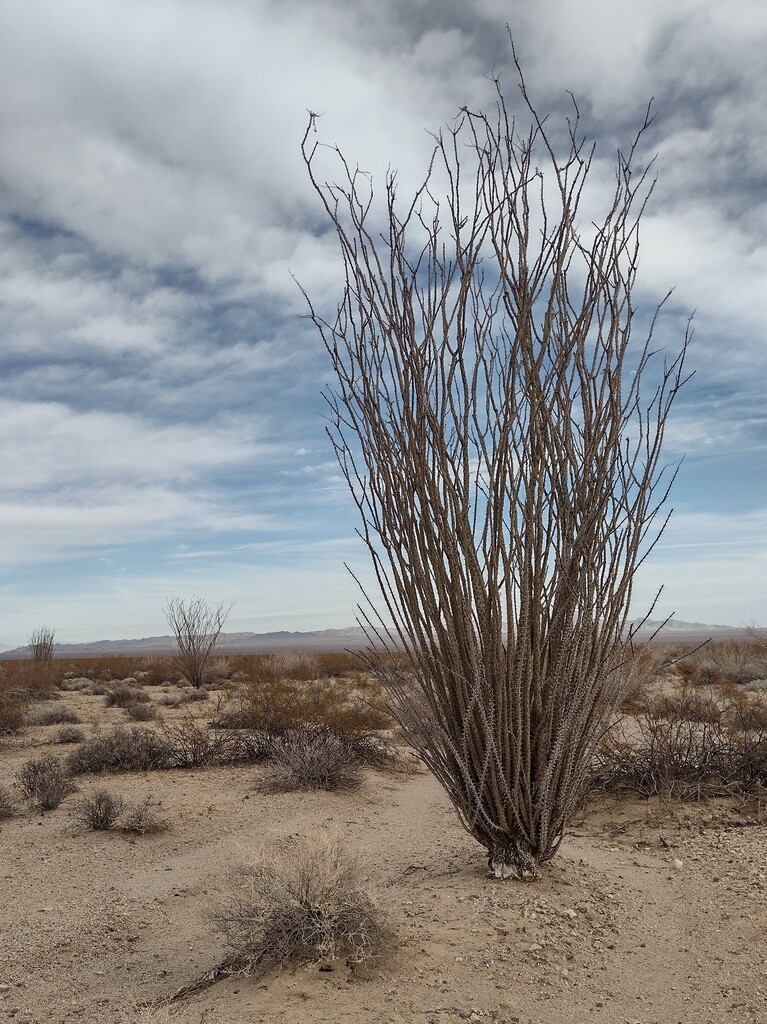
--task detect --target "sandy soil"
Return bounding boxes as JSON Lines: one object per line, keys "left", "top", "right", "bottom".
{"left": 1, "top": 684, "right": 765, "bottom": 1024}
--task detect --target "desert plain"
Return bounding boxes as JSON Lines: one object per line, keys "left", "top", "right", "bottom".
{"left": 1, "top": 646, "right": 766, "bottom": 1024}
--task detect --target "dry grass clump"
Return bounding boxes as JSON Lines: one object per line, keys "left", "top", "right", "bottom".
{"left": 254, "top": 651, "right": 323, "bottom": 684}
{"left": 119, "top": 796, "right": 170, "bottom": 835}
{"left": 25, "top": 704, "right": 81, "bottom": 726}
{"left": 124, "top": 702, "right": 157, "bottom": 722}
{"left": 161, "top": 712, "right": 238, "bottom": 768}
{"left": 16, "top": 755, "right": 76, "bottom": 810}
{"left": 594, "top": 681, "right": 767, "bottom": 800}
{"left": 222, "top": 676, "right": 392, "bottom": 742}
{"left": 75, "top": 789, "right": 169, "bottom": 835}
{"left": 675, "top": 641, "right": 767, "bottom": 687}
{"left": 60, "top": 657, "right": 141, "bottom": 683}
{"left": 0, "top": 659, "right": 61, "bottom": 696}
{"left": 0, "top": 784, "right": 17, "bottom": 818}
{"left": 56, "top": 725, "right": 85, "bottom": 744}
{"left": 215, "top": 838, "right": 389, "bottom": 975}
{"left": 105, "top": 684, "right": 151, "bottom": 708}
{"left": 259, "top": 729, "right": 363, "bottom": 793}
{"left": 67, "top": 727, "right": 173, "bottom": 775}
{"left": 77, "top": 788, "right": 124, "bottom": 830}
{"left": 137, "top": 657, "right": 182, "bottom": 687}
{"left": 58, "top": 677, "right": 95, "bottom": 692}
{"left": 0, "top": 693, "right": 24, "bottom": 734}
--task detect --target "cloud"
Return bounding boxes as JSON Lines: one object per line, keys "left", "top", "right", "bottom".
{"left": 0, "top": 0, "right": 765, "bottom": 638}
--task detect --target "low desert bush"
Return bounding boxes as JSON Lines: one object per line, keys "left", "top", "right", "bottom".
{"left": 259, "top": 729, "right": 363, "bottom": 793}
{"left": 124, "top": 702, "right": 157, "bottom": 722}
{"left": 105, "top": 684, "right": 150, "bottom": 708}
{"left": 56, "top": 725, "right": 85, "bottom": 744}
{"left": 178, "top": 687, "right": 211, "bottom": 702}
{"left": 26, "top": 705, "right": 81, "bottom": 726}
{"left": 16, "top": 755, "right": 76, "bottom": 810}
{"left": 67, "top": 727, "right": 173, "bottom": 775}
{"left": 61, "top": 657, "right": 140, "bottom": 683}
{"left": 119, "top": 796, "right": 170, "bottom": 835}
{"left": 675, "top": 641, "right": 767, "bottom": 687}
{"left": 0, "top": 658, "right": 61, "bottom": 696}
{"left": 594, "top": 682, "right": 767, "bottom": 799}
{"left": 255, "top": 650, "right": 322, "bottom": 684}
{"left": 222, "top": 676, "right": 392, "bottom": 742}
{"left": 161, "top": 712, "right": 237, "bottom": 768}
{"left": 0, "top": 694, "right": 24, "bottom": 734}
{"left": 140, "top": 657, "right": 183, "bottom": 687}
{"left": 0, "top": 784, "right": 17, "bottom": 818}
{"left": 77, "top": 788, "right": 123, "bottom": 830}
{"left": 215, "top": 838, "right": 389, "bottom": 973}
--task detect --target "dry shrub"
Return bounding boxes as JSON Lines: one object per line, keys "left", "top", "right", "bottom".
{"left": 105, "top": 684, "right": 150, "bottom": 708}
{"left": 224, "top": 676, "right": 392, "bottom": 742}
{"left": 16, "top": 755, "right": 76, "bottom": 810}
{"left": 140, "top": 657, "right": 182, "bottom": 687}
{"left": 67, "top": 727, "right": 173, "bottom": 775}
{"left": 77, "top": 788, "right": 123, "bottom": 830}
{"left": 215, "top": 838, "right": 389, "bottom": 974}
{"left": 0, "top": 694, "right": 24, "bottom": 734}
{"left": 56, "top": 725, "right": 85, "bottom": 744}
{"left": 119, "top": 797, "right": 170, "bottom": 835}
{"left": 260, "top": 729, "right": 363, "bottom": 793}
{"left": 255, "top": 650, "right": 322, "bottom": 684}
{"left": 60, "top": 657, "right": 140, "bottom": 683}
{"left": 26, "top": 705, "right": 81, "bottom": 726}
{"left": 594, "top": 682, "right": 767, "bottom": 799}
{"left": 124, "top": 703, "right": 157, "bottom": 722}
{"left": 161, "top": 712, "right": 237, "bottom": 768}
{"left": 0, "top": 784, "right": 17, "bottom": 818}
{"left": 178, "top": 687, "right": 210, "bottom": 702}
{"left": 675, "top": 641, "right": 767, "bottom": 687}
{"left": 0, "top": 659, "right": 61, "bottom": 696}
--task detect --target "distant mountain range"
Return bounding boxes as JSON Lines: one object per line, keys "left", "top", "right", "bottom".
{"left": 0, "top": 626, "right": 373, "bottom": 659}
{"left": 1, "top": 619, "right": 758, "bottom": 660}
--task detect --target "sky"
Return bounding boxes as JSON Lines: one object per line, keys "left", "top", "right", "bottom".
{"left": 1, "top": 0, "right": 766, "bottom": 647}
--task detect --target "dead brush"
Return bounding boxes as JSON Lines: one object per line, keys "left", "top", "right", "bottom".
{"left": 124, "top": 702, "right": 157, "bottom": 722}
{"left": 674, "top": 641, "right": 767, "bottom": 687}
{"left": 16, "top": 755, "right": 76, "bottom": 810}
{"left": 105, "top": 684, "right": 151, "bottom": 708}
{"left": 66, "top": 727, "right": 173, "bottom": 774}
{"left": 259, "top": 728, "right": 363, "bottom": 793}
{"left": 594, "top": 682, "right": 767, "bottom": 799}
{"left": 223, "top": 676, "right": 393, "bottom": 743}
{"left": 0, "top": 784, "right": 17, "bottom": 818}
{"left": 56, "top": 725, "right": 85, "bottom": 744}
{"left": 161, "top": 709, "right": 238, "bottom": 768}
{"left": 0, "top": 694, "right": 24, "bottom": 734}
{"left": 254, "top": 650, "right": 322, "bottom": 684}
{"left": 214, "top": 837, "right": 390, "bottom": 975}
{"left": 25, "top": 705, "right": 81, "bottom": 726}
{"left": 77, "top": 788, "right": 123, "bottom": 830}
{"left": 119, "top": 797, "right": 170, "bottom": 835}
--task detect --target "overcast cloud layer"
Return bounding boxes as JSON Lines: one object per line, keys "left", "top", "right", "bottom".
{"left": 1, "top": 0, "right": 765, "bottom": 645}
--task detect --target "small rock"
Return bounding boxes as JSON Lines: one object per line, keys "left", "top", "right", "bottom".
{"left": 562, "top": 909, "right": 577, "bottom": 919}
{"left": 673, "top": 858, "right": 684, "bottom": 870}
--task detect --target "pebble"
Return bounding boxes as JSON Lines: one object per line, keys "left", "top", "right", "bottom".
{"left": 673, "top": 858, "right": 684, "bottom": 870}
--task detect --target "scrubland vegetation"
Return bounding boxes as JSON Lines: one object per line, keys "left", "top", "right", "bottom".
{"left": 1, "top": 638, "right": 766, "bottom": 1019}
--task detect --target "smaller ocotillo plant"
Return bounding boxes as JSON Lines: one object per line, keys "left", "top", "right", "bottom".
{"left": 164, "top": 596, "right": 232, "bottom": 689}
{"left": 28, "top": 626, "right": 56, "bottom": 663}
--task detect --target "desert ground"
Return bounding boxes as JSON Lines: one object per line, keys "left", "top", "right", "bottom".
{"left": 1, "top": 650, "right": 766, "bottom": 1024}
